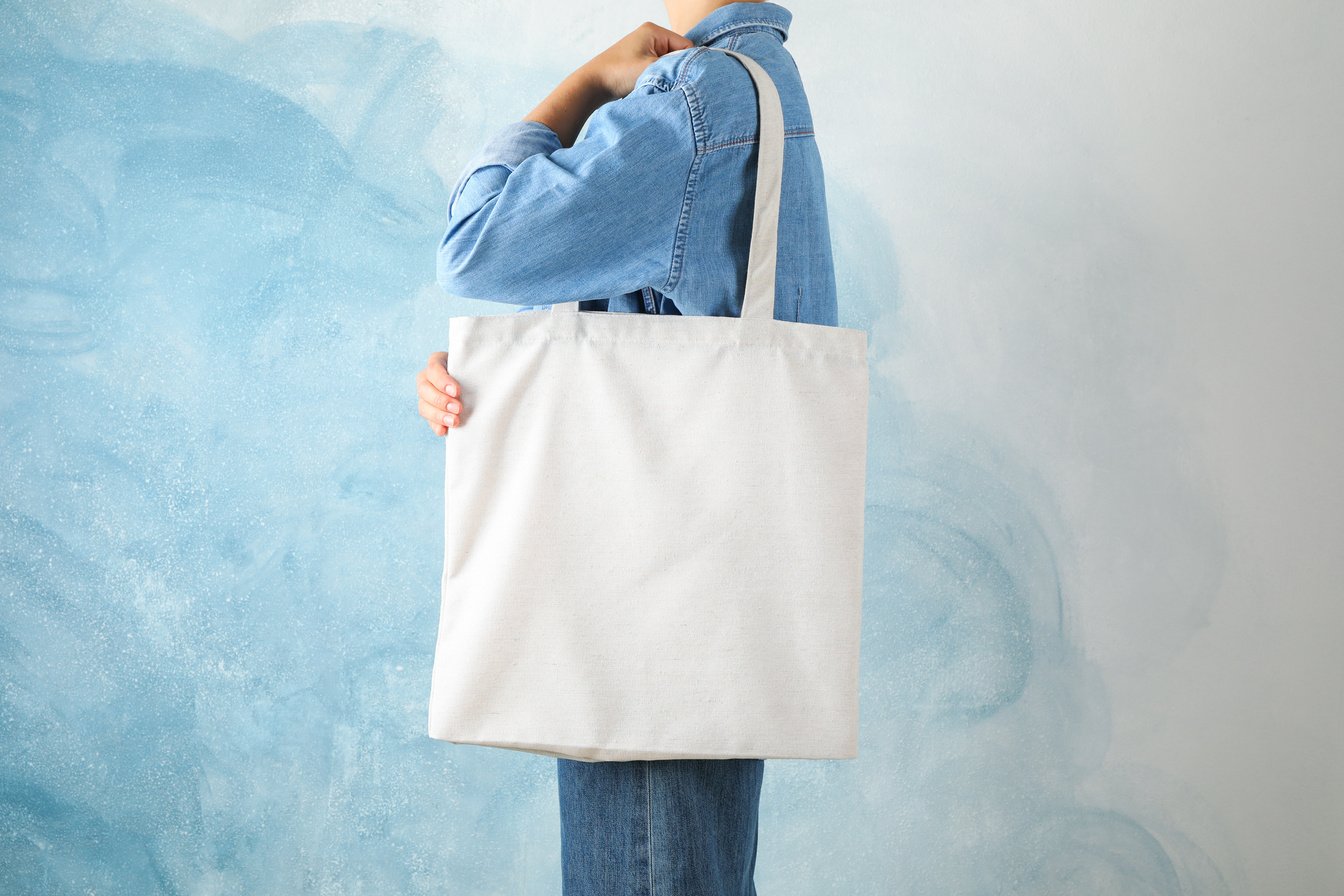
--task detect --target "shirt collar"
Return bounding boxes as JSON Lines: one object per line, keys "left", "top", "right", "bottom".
{"left": 683, "top": 2, "right": 792, "bottom": 46}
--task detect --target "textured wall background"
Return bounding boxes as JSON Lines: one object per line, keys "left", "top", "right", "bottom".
{"left": 2, "top": 0, "right": 1340, "bottom": 893}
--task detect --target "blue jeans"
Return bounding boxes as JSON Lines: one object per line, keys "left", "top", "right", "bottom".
{"left": 556, "top": 758, "right": 765, "bottom": 895}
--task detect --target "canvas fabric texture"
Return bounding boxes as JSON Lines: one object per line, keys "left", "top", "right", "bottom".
{"left": 427, "top": 47, "right": 869, "bottom": 761}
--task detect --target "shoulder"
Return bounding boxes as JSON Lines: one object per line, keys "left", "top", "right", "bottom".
{"left": 572, "top": 52, "right": 706, "bottom": 155}
{"left": 634, "top": 45, "right": 804, "bottom": 149}
{"left": 575, "top": 48, "right": 729, "bottom": 147}
{"left": 629, "top": 47, "right": 759, "bottom": 145}
{"left": 633, "top": 45, "right": 752, "bottom": 94}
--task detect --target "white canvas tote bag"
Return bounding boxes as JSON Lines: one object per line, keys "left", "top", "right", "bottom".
{"left": 427, "top": 47, "right": 869, "bottom": 761}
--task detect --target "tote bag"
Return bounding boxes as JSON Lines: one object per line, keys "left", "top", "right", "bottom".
{"left": 427, "top": 47, "right": 869, "bottom": 761}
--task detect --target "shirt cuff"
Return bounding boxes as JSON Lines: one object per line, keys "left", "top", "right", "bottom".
{"left": 446, "top": 119, "right": 564, "bottom": 223}
{"left": 466, "top": 119, "right": 563, "bottom": 171}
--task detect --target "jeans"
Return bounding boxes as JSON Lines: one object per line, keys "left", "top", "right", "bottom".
{"left": 556, "top": 758, "right": 765, "bottom": 895}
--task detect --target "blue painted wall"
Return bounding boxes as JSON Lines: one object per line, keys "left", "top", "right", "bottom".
{"left": 3, "top": 1, "right": 1340, "bottom": 893}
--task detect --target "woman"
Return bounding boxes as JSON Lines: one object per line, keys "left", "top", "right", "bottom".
{"left": 415, "top": 2, "right": 837, "bottom": 892}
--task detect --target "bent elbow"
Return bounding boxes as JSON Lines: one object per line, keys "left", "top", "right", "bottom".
{"left": 435, "top": 234, "right": 470, "bottom": 296}
{"left": 436, "top": 228, "right": 495, "bottom": 299}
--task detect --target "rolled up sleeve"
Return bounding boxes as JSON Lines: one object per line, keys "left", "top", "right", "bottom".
{"left": 435, "top": 84, "right": 697, "bottom": 307}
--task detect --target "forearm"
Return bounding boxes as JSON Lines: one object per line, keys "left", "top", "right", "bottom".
{"left": 523, "top": 63, "right": 617, "bottom": 149}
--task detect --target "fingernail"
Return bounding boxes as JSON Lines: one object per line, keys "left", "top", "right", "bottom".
{"left": 443, "top": 414, "right": 453, "bottom": 426}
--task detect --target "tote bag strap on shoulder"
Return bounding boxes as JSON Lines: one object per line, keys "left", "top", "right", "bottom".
{"left": 551, "top": 47, "right": 784, "bottom": 321}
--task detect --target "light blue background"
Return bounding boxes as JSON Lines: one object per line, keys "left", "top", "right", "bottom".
{"left": 2, "top": 1, "right": 1341, "bottom": 893}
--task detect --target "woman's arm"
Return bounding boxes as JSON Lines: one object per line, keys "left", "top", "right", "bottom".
{"left": 523, "top": 22, "right": 693, "bottom": 148}
{"left": 521, "top": 66, "right": 614, "bottom": 151}
{"left": 419, "top": 23, "right": 698, "bottom": 435}
{"left": 435, "top": 23, "right": 700, "bottom": 307}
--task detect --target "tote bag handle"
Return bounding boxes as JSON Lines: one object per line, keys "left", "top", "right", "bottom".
{"left": 551, "top": 47, "right": 784, "bottom": 321}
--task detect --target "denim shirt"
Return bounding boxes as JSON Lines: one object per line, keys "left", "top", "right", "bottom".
{"left": 435, "top": 1, "right": 837, "bottom": 327}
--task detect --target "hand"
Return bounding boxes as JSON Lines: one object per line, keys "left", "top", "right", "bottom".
{"left": 524, "top": 22, "right": 693, "bottom": 147}
{"left": 416, "top": 351, "right": 462, "bottom": 436}
{"left": 582, "top": 21, "right": 695, "bottom": 101}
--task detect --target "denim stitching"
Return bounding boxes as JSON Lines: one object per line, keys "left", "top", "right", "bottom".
{"left": 694, "top": 19, "right": 789, "bottom": 44}
{"left": 664, "top": 83, "right": 707, "bottom": 294}
{"left": 704, "top": 130, "right": 814, "bottom": 152}
{"left": 646, "top": 763, "right": 656, "bottom": 896}
{"left": 688, "top": 44, "right": 816, "bottom": 149}
{"left": 639, "top": 45, "right": 695, "bottom": 94}
{"left": 661, "top": 44, "right": 814, "bottom": 292}
{"left": 672, "top": 46, "right": 712, "bottom": 89}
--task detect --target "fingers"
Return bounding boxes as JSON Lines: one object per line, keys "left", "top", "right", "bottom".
{"left": 424, "top": 352, "right": 459, "bottom": 399}
{"left": 417, "top": 375, "right": 460, "bottom": 412}
{"left": 418, "top": 378, "right": 461, "bottom": 418}
{"left": 419, "top": 395, "right": 460, "bottom": 431}
{"left": 417, "top": 352, "right": 462, "bottom": 435}
{"left": 649, "top": 26, "right": 693, "bottom": 56}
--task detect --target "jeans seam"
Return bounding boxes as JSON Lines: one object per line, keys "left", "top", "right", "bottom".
{"left": 645, "top": 763, "right": 656, "bottom": 896}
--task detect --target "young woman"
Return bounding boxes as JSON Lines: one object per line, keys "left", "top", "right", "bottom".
{"left": 415, "top": 2, "right": 837, "bottom": 892}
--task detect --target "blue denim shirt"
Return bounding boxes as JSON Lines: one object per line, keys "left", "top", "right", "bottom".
{"left": 435, "top": 1, "right": 836, "bottom": 327}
